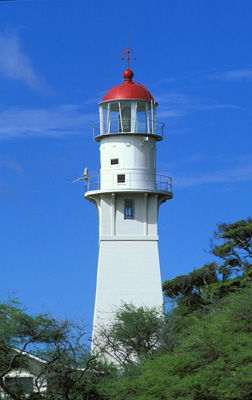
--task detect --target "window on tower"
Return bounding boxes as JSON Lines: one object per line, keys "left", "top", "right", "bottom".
{"left": 117, "top": 174, "right": 125, "bottom": 183}
{"left": 120, "top": 105, "right": 131, "bottom": 133}
{"left": 111, "top": 158, "right": 119, "bottom": 165}
{"left": 124, "top": 199, "right": 134, "bottom": 220}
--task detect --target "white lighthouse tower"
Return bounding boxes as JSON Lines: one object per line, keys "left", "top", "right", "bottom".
{"left": 85, "top": 62, "right": 172, "bottom": 342}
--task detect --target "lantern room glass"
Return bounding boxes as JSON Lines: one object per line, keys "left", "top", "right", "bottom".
{"left": 99, "top": 100, "right": 156, "bottom": 135}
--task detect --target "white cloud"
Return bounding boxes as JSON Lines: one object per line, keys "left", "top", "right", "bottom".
{"left": 0, "top": 33, "right": 44, "bottom": 91}
{"left": 149, "top": 77, "right": 177, "bottom": 88}
{"left": 0, "top": 105, "right": 97, "bottom": 139}
{"left": 174, "top": 164, "right": 252, "bottom": 189}
{"left": 156, "top": 92, "right": 195, "bottom": 118}
{"left": 156, "top": 91, "right": 240, "bottom": 119}
{"left": 209, "top": 68, "right": 252, "bottom": 82}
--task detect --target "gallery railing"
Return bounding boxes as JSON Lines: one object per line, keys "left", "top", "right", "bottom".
{"left": 92, "top": 119, "right": 164, "bottom": 139}
{"left": 83, "top": 173, "right": 172, "bottom": 193}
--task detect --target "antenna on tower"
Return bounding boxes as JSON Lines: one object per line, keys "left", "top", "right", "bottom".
{"left": 71, "top": 167, "right": 89, "bottom": 191}
{"left": 121, "top": 33, "right": 136, "bottom": 70}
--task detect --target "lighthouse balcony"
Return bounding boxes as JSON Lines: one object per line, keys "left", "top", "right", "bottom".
{"left": 92, "top": 119, "right": 164, "bottom": 141}
{"left": 83, "top": 173, "right": 172, "bottom": 194}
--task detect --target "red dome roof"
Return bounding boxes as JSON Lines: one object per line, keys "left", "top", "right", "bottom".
{"left": 101, "top": 69, "right": 154, "bottom": 102}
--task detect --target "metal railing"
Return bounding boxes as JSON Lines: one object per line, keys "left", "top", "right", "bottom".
{"left": 92, "top": 119, "right": 164, "bottom": 139}
{"left": 156, "top": 175, "right": 172, "bottom": 192}
{"left": 84, "top": 174, "right": 172, "bottom": 193}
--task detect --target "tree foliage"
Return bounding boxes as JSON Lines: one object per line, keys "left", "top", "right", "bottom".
{"left": 162, "top": 262, "right": 219, "bottom": 311}
{"left": 99, "top": 285, "right": 252, "bottom": 400}
{"left": 212, "top": 218, "right": 252, "bottom": 274}
{"left": 93, "top": 304, "right": 166, "bottom": 366}
{"left": 163, "top": 218, "right": 252, "bottom": 309}
{"left": 0, "top": 297, "right": 98, "bottom": 400}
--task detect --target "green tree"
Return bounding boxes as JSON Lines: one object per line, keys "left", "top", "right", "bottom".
{"left": 210, "top": 218, "right": 252, "bottom": 298}
{"left": 211, "top": 218, "right": 252, "bottom": 275}
{"left": 100, "top": 286, "right": 252, "bottom": 400}
{"left": 163, "top": 218, "right": 252, "bottom": 308}
{"left": 0, "top": 297, "right": 98, "bottom": 400}
{"left": 162, "top": 262, "right": 219, "bottom": 312}
{"left": 93, "top": 304, "right": 167, "bottom": 366}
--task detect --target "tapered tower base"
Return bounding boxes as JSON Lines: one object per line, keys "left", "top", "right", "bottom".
{"left": 93, "top": 239, "right": 163, "bottom": 333}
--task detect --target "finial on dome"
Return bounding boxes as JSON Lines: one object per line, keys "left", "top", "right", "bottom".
{"left": 123, "top": 69, "right": 134, "bottom": 81}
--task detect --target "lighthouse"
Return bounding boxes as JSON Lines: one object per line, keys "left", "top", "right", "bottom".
{"left": 85, "top": 62, "right": 173, "bottom": 343}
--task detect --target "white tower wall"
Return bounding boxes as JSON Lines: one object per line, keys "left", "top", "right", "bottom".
{"left": 100, "top": 135, "right": 156, "bottom": 190}
{"left": 93, "top": 240, "right": 163, "bottom": 328}
{"left": 86, "top": 133, "right": 171, "bottom": 341}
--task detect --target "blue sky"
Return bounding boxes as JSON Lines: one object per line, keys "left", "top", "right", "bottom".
{"left": 1, "top": 0, "right": 252, "bottom": 331}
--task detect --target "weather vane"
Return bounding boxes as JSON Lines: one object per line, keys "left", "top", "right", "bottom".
{"left": 121, "top": 35, "right": 136, "bottom": 70}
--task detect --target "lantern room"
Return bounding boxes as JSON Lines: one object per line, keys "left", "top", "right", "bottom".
{"left": 93, "top": 69, "right": 164, "bottom": 141}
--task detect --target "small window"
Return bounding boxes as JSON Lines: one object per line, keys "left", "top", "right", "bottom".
{"left": 117, "top": 174, "right": 125, "bottom": 183}
{"left": 111, "top": 158, "right": 119, "bottom": 165}
{"left": 124, "top": 200, "right": 134, "bottom": 219}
